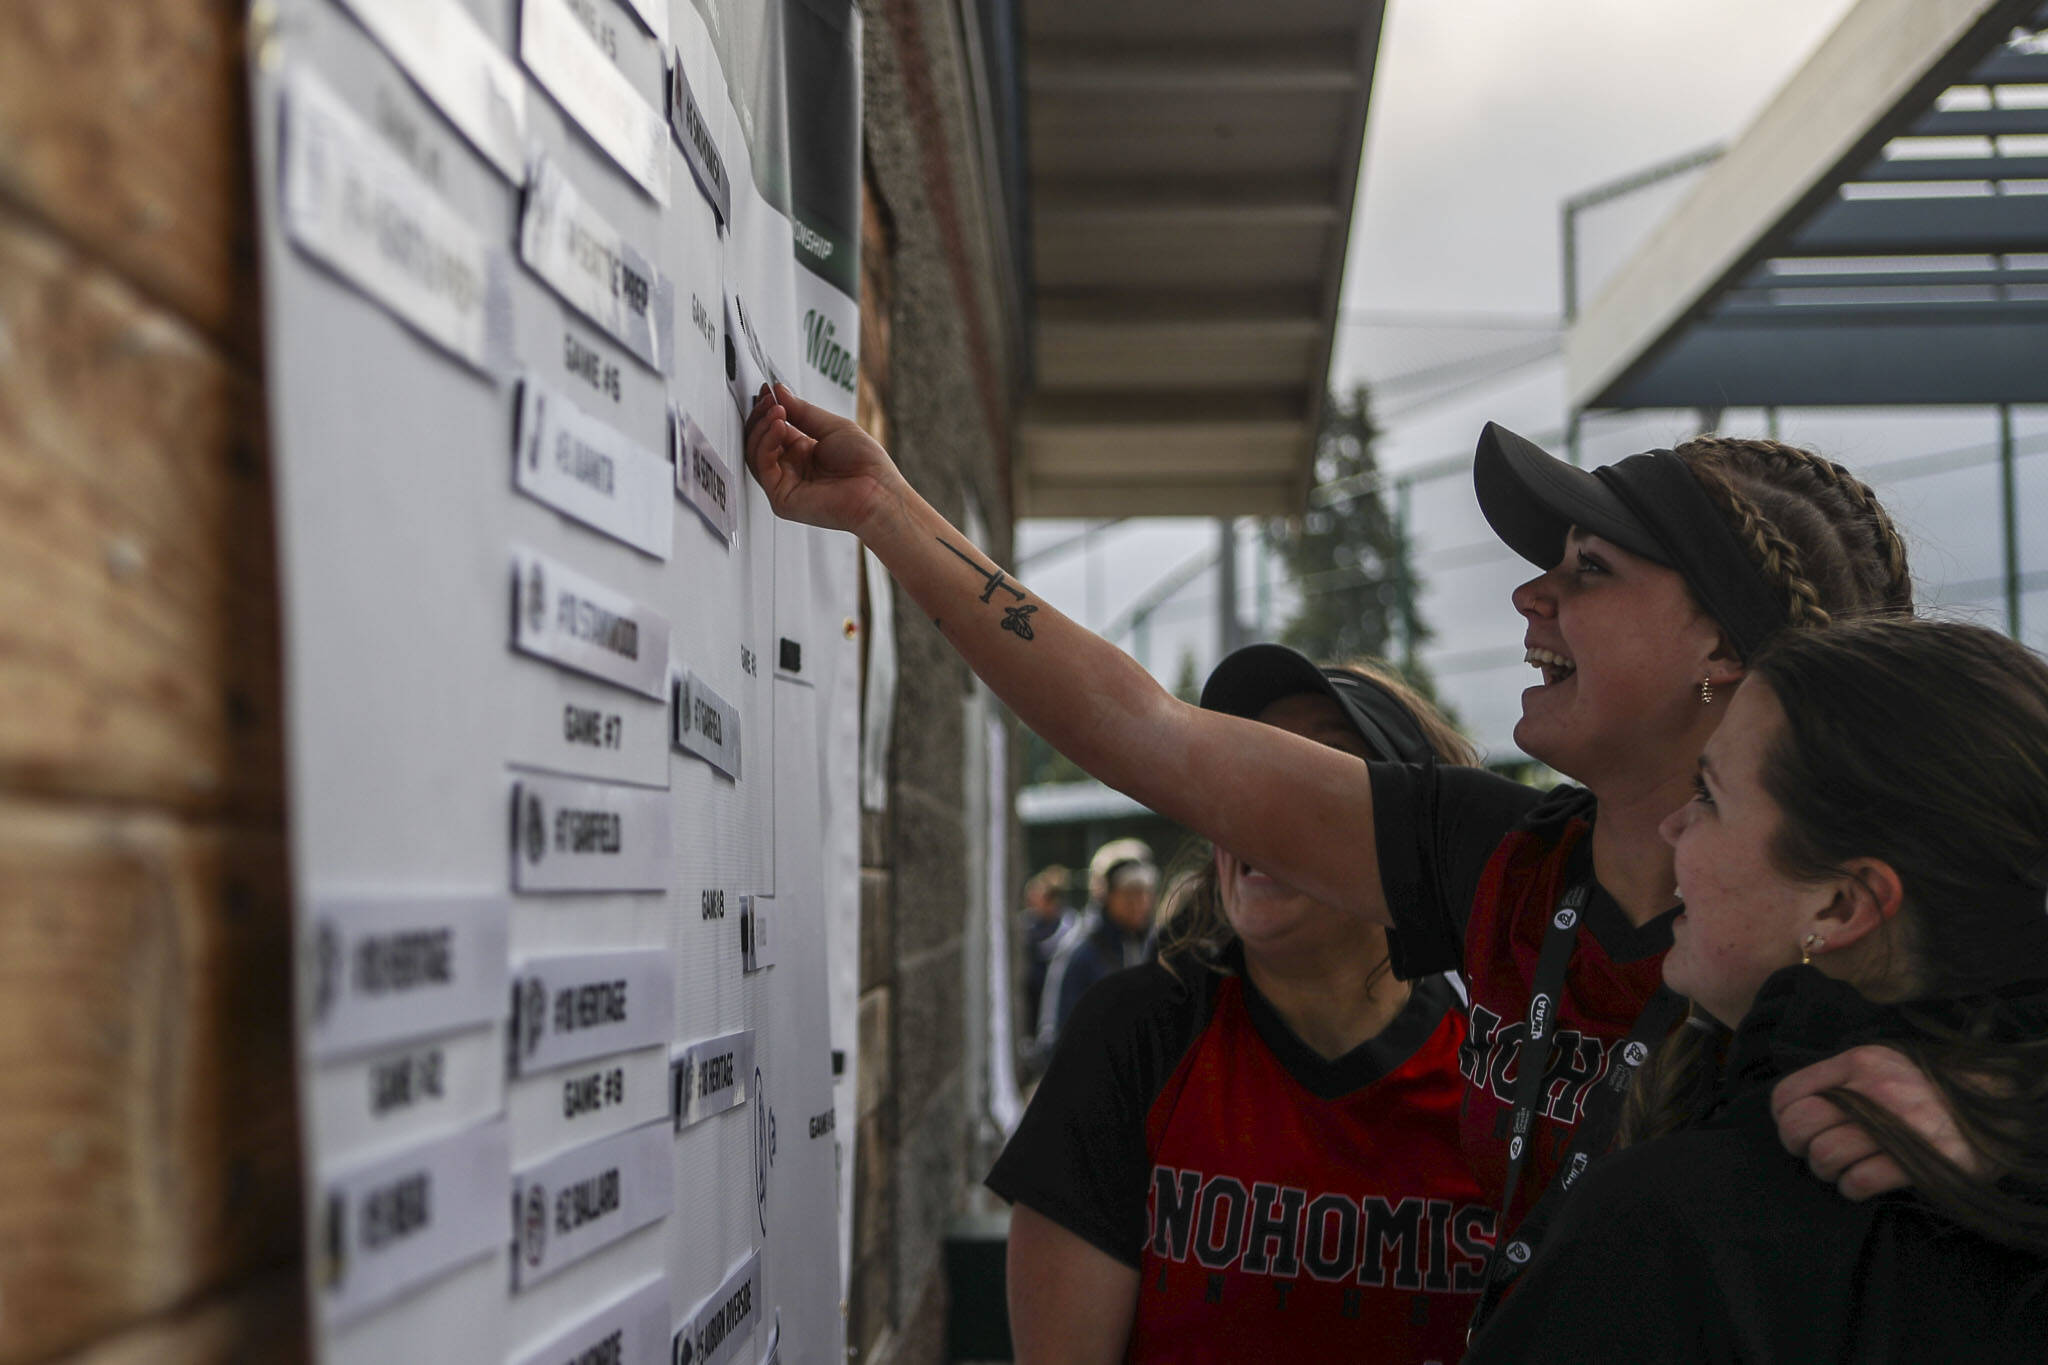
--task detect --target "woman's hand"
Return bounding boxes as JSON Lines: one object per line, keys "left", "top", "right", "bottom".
{"left": 743, "top": 383, "right": 904, "bottom": 537}
{"left": 1771, "top": 1044, "right": 1983, "bottom": 1198}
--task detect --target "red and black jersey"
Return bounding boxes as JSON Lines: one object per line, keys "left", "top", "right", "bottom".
{"left": 1371, "top": 768, "right": 1678, "bottom": 1227}
{"left": 987, "top": 950, "right": 1488, "bottom": 1365}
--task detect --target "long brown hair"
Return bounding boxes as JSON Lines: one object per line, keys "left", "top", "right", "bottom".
{"left": 1623, "top": 618, "right": 2048, "bottom": 1253}
{"left": 1155, "top": 659, "right": 1477, "bottom": 973}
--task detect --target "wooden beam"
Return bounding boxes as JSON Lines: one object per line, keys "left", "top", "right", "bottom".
{"left": 1034, "top": 205, "right": 1333, "bottom": 290}
{"left": 0, "top": 0, "right": 255, "bottom": 355}
{"left": 0, "top": 801, "right": 299, "bottom": 1365}
{"left": 41, "top": 1270, "right": 306, "bottom": 1365}
{"left": 1019, "top": 477, "right": 1305, "bottom": 519}
{"left": 0, "top": 211, "right": 282, "bottom": 819}
{"left": 1035, "top": 316, "right": 1319, "bottom": 391}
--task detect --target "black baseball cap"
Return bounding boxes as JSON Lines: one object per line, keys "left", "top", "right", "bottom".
{"left": 1473, "top": 422, "right": 1668, "bottom": 568}
{"left": 1199, "top": 643, "right": 1434, "bottom": 766}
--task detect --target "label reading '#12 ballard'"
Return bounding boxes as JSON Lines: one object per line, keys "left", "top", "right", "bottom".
{"left": 512, "top": 547, "right": 670, "bottom": 698}
{"left": 515, "top": 375, "right": 674, "bottom": 559}
{"left": 511, "top": 1119, "right": 672, "bottom": 1290}
{"left": 510, "top": 773, "right": 672, "bottom": 893}
{"left": 672, "top": 1250, "right": 763, "bottom": 1365}
{"left": 279, "top": 63, "right": 513, "bottom": 377}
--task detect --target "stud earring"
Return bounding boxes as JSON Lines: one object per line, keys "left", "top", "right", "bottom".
{"left": 1800, "top": 932, "right": 1826, "bottom": 965}
{"left": 1700, "top": 676, "right": 1714, "bottom": 706}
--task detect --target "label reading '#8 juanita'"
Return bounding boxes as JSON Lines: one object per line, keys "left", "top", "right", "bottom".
{"left": 670, "top": 1027, "right": 754, "bottom": 1130}
{"left": 280, "top": 64, "right": 513, "bottom": 376}
{"left": 512, "top": 547, "right": 670, "bottom": 698}
{"left": 521, "top": 0, "right": 671, "bottom": 204}
{"left": 671, "top": 667, "right": 741, "bottom": 780}
{"left": 520, "top": 155, "right": 676, "bottom": 374}
{"left": 515, "top": 376, "right": 674, "bottom": 559}
{"left": 510, "top": 773, "right": 673, "bottom": 893}
{"left": 512, "top": 1119, "right": 672, "bottom": 1290}
{"left": 508, "top": 945, "right": 674, "bottom": 1077}
{"left": 672, "top": 407, "right": 739, "bottom": 544}
{"left": 508, "top": 1274, "right": 670, "bottom": 1365}
{"left": 672, "top": 1249, "right": 762, "bottom": 1365}
{"left": 318, "top": 1117, "right": 508, "bottom": 1325}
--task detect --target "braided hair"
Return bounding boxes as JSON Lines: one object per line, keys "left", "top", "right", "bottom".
{"left": 1675, "top": 436, "right": 1914, "bottom": 629}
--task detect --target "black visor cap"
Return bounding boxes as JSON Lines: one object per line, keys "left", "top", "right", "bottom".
{"left": 1473, "top": 421, "right": 1670, "bottom": 569}
{"left": 1199, "top": 643, "right": 1432, "bottom": 766}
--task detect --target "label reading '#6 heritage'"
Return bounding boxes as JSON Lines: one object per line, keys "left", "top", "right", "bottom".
{"left": 515, "top": 376, "right": 674, "bottom": 559}
{"left": 508, "top": 946, "right": 674, "bottom": 1076}
{"left": 522, "top": 0, "right": 671, "bottom": 203}
{"left": 670, "top": 1028, "right": 754, "bottom": 1130}
{"left": 510, "top": 773, "right": 673, "bottom": 893}
{"left": 280, "top": 64, "right": 513, "bottom": 377}
{"left": 511, "top": 1119, "right": 672, "bottom": 1290}
{"left": 520, "top": 155, "right": 676, "bottom": 374}
{"left": 512, "top": 547, "right": 670, "bottom": 698}
{"left": 318, "top": 1118, "right": 508, "bottom": 1325}
{"left": 509, "top": 1274, "right": 669, "bottom": 1365}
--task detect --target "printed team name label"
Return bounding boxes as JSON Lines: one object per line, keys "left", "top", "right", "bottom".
{"left": 508, "top": 946, "right": 675, "bottom": 1076}
{"left": 509, "top": 1274, "right": 670, "bottom": 1365}
{"left": 671, "top": 668, "right": 742, "bottom": 780}
{"left": 279, "top": 64, "right": 512, "bottom": 376}
{"left": 511, "top": 1119, "right": 673, "bottom": 1289}
{"left": 672, "top": 1250, "right": 762, "bottom": 1365}
{"left": 305, "top": 895, "right": 509, "bottom": 1061}
{"left": 318, "top": 1118, "right": 508, "bottom": 1325}
{"left": 722, "top": 283, "right": 784, "bottom": 417}
{"left": 510, "top": 773, "right": 674, "bottom": 893}
{"left": 740, "top": 895, "right": 773, "bottom": 973}
{"left": 666, "top": 55, "right": 730, "bottom": 226}
{"left": 522, "top": 0, "right": 671, "bottom": 203}
{"left": 672, "top": 408, "right": 738, "bottom": 544}
{"left": 515, "top": 376, "right": 674, "bottom": 559}
{"left": 512, "top": 547, "right": 670, "bottom": 698}
{"left": 670, "top": 1028, "right": 755, "bottom": 1130}
{"left": 520, "top": 155, "right": 676, "bottom": 373}
{"left": 512, "top": 1042, "right": 669, "bottom": 1155}
{"left": 330, "top": 0, "right": 528, "bottom": 181}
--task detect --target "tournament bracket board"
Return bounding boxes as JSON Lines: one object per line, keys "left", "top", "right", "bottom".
{"left": 248, "top": 1, "right": 866, "bottom": 1360}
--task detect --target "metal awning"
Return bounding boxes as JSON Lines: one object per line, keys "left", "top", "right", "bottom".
{"left": 1014, "top": 0, "right": 1388, "bottom": 516}
{"left": 1570, "top": 0, "right": 2048, "bottom": 412}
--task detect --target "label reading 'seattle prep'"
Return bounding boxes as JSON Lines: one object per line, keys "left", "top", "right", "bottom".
{"left": 519, "top": 155, "right": 676, "bottom": 373}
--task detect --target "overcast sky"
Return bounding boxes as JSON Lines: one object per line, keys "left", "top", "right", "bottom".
{"left": 1019, "top": 0, "right": 2046, "bottom": 759}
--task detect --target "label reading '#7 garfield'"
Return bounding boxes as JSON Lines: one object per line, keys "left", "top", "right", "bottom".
{"left": 279, "top": 64, "right": 513, "bottom": 377}
{"left": 510, "top": 773, "right": 672, "bottom": 894}
{"left": 671, "top": 667, "right": 741, "bottom": 780}
{"left": 512, "top": 547, "right": 670, "bottom": 698}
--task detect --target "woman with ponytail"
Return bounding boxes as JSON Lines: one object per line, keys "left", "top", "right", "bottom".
{"left": 1466, "top": 617, "right": 2048, "bottom": 1361}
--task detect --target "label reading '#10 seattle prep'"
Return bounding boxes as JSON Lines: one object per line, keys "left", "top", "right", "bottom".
{"left": 519, "top": 154, "right": 675, "bottom": 374}
{"left": 511, "top": 1119, "right": 672, "bottom": 1290}
{"left": 508, "top": 945, "right": 674, "bottom": 1076}
{"left": 510, "top": 773, "right": 673, "bottom": 893}
{"left": 515, "top": 375, "right": 674, "bottom": 559}
{"left": 512, "top": 547, "right": 670, "bottom": 698}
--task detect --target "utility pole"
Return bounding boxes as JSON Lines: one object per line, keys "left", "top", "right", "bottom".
{"left": 1217, "top": 517, "right": 1244, "bottom": 656}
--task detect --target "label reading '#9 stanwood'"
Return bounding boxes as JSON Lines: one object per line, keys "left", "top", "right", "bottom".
{"left": 279, "top": 63, "right": 513, "bottom": 377}
{"left": 670, "top": 1027, "right": 754, "bottom": 1130}
{"left": 672, "top": 1250, "right": 762, "bottom": 1365}
{"left": 520, "top": 0, "right": 671, "bottom": 204}
{"left": 671, "top": 667, "right": 741, "bottom": 780}
{"left": 508, "top": 945, "right": 674, "bottom": 1077}
{"left": 510, "top": 774, "right": 672, "bottom": 893}
{"left": 318, "top": 1117, "right": 508, "bottom": 1325}
{"left": 511, "top": 1119, "right": 672, "bottom": 1290}
{"left": 519, "top": 155, "right": 675, "bottom": 374}
{"left": 672, "top": 407, "right": 738, "bottom": 544}
{"left": 509, "top": 1274, "right": 669, "bottom": 1365}
{"left": 512, "top": 548, "right": 670, "bottom": 698}
{"left": 515, "top": 376, "right": 674, "bottom": 559}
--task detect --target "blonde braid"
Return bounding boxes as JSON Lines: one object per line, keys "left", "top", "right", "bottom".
{"left": 1683, "top": 452, "right": 1833, "bottom": 631}
{"left": 1748, "top": 444, "right": 1914, "bottom": 613}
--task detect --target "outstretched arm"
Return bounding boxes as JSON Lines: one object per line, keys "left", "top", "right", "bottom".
{"left": 744, "top": 384, "right": 1390, "bottom": 921}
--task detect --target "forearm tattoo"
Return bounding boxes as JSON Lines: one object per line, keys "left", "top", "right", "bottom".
{"left": 937, "top": 537, "right": 1038, "bottom": 640}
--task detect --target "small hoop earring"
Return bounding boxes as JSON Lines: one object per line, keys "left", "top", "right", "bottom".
{"left": 1800, "top": 932, "right": 1826, "bottom": 965}
{"left": 1700, "top": 676, "right": 1714, "bottom": 706}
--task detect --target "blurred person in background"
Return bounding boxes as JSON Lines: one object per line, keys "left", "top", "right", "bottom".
{"left": 1019, "top": 864, "right": 1074, "bottom": 1044}
{"left": 991, "top": 648, "right": 1490, "bottom": 1363}
{"left": 1032, "top": 840, "right": 1158, "bottom": 1068}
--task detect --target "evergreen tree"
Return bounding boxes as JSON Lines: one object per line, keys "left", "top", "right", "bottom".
{"left": 1263, "top": 385, "right": 1438, "bottom": 696}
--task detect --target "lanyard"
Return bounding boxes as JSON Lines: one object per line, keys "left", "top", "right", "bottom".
{"left": 1465, "top": 882, "right": 1686, "bottom": 1340}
